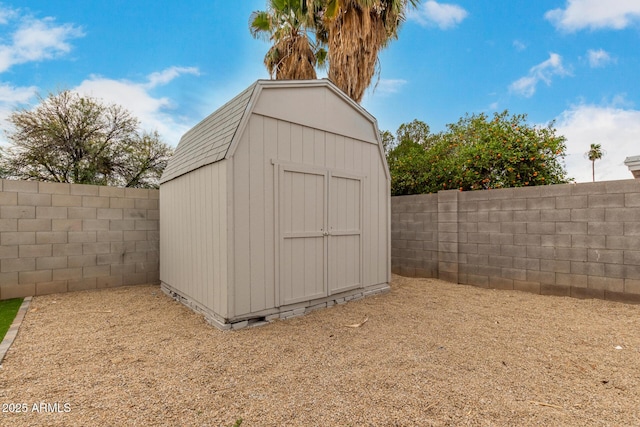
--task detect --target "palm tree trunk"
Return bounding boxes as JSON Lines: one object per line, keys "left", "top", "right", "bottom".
{"left": 592, "top": 160, "right": 595, "bottom": 182}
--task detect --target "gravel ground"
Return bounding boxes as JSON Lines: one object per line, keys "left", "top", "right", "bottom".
{"left": 1, "top": 275, "right": 640, "bottom": 426}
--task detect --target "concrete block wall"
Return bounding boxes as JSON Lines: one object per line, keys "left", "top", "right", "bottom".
{"left": 391, "top": 193, "right": 439, "bottom": 278}
{"left": 391, "top": 179, "right": 640, "bottom": 303}
{"left": 0, "top": 179, "right": 159, "bottom": 300}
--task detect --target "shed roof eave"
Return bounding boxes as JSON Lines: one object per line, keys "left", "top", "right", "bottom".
{"left": 159, "top": 82, "right": 257, "bottom": 184}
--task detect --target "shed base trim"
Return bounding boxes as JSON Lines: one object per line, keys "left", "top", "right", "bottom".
{"left": 161, "top": 281, "right": 390, "bottom": 331}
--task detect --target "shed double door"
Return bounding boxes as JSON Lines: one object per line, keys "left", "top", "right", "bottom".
{"left": 279, "top": 164, "right": 362, "bottom": 305}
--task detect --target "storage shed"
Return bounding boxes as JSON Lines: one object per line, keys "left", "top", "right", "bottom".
{"left": 159, "top": 79, "right": 390, "bottom": 329}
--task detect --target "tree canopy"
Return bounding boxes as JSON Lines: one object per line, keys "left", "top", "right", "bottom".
{"left": 250, "top": 0, "right": 419, "bottom": 103}
{"left": 1, "top": 90, "right": 172, "bottom": 188}
{"left": 387, "top": 111, "right": 571, "bottom": 195}
{"left": 315, "top": 0, "right": 419, "bottom": 103}
{"left": 249, "top": 0, "right": 325, "bottom": 80}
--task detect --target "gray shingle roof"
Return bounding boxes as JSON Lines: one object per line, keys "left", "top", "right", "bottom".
{"left": 160, "top": 82, "right": 257, "bottom": 183}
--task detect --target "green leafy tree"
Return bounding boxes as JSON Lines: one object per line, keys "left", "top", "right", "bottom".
{"left": 382, "top": 119, "right": 432, "bottom": 158}
{"left": 396, "top": 119, "right": 431, "bottom": 146}
{"left": 0, "top": 150, "right": 10, "bottom": 179}
{"left": 2, "top": 90, "right": 172, "bottom": 188}
{"left": 586, "top": 143, "right": 604, "bottom": 182}
{"left": 387, "top": 138, "right": 431, "bottom": 194}
{"left": 387, "top": 110, "right": 571, "bottom": 195}
{"left": 380, "top": 129, "right": 395, "bottom": 154}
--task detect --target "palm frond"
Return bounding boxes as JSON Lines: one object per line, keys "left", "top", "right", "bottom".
{"left": 249, "top": 10, "right": 273, "bottom": 40}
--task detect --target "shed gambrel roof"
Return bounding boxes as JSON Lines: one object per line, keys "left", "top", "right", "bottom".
{"left": 160, "top": 79, "right": 385, "bottom": 184}
{"left": 160, "top": 82, "right": 257, "bottom": 183}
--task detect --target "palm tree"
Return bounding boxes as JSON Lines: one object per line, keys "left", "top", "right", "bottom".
{"left": 586, "top": 143, "right": 604, "bottom": 182}
{"left": 250, "top": 0, "right": 326, "bottom": 80}
{"left": 308, "top": 0, "right": 419, "bottom": 103}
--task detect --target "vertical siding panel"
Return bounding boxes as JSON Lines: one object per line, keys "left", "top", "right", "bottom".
{"left": 201, "top": 170, "right": 208, "bottom": 299}
{"left": 187, "top": 173, "right": 195, "bottom": 299}
{"left": 325, "top": 133, "right": 336, "bottom": 170}
{"left": 335, "top": 135, "right": 345, "bottom": 170}
{"left": 292, "top": 238, "right": 304, "bottom": 300}
{"left": 215, "top": 164, "right": 223, "bottom": 314}
{"left": 168, "top": 183, "right": 175, "bottom": 285}
{"left": 194, "top": 171, "right": 202, "bottom": 302}
{"left": 363, "top": 144, "right": 373, "bottom": 285}
{"left": 314, "top": 129, "right": 325, "bottom": 168}
{"left": 221, "top": 161, "right": 230, "bottom": 318}
{"left": 234, "top": 131, "right": 251, "bottom": 316}
{"left": 303, "top": 126, "right": 314, "bottom": 165}
{"left": 189, "top": 173, "right": 196, "bottom": 299}
{"left": 344, "top": 137, "right": 354, "bottom": 170}
{"left": 196, "top": 169, "right": 205, "bottom": 304}
{"left": 353, "top": 140, "right": 363, "bottom": 174}
{"left": 304, "top": 238, "right": 314, "bottom": 297}
{"left": 371, "top": 146, "right": 381, "bottom": 283}
{"left": 196, "top": 170, "right": 203, "bottom": 299}
{"left": 250, "top": 116, "right": 266, "bottom": 312}
{"left": 174, "top": 180, "right": 181, "bottom": 293}
{"left": 159, "top": 185, "right": 167, "bottom": 282}
{"left": 277, "top": 119, "right": 291, "bottom": 162}
{"left": 206, "top": 166, "right": 215, "bottom": 312}
{"left": 169, "top": 182, "right": 176, "bottom": 285}
{"left": 175, "top": 181, "right": 180, "bottom": 288}
{"left": 208, "top": 168, "right": 214, "bottom": 293}
{"left": 169, "top": 181, "right": 177, "bottom": 292}
{"left": 180, "top": 176, "right": 187, "bottom": 297}
{"left": 292, "top": 170, "right": 305, "bottom": 230}
{"left": 202, "top": 167, "right": 211, "bottom": 310}
{"left": 282, "top": 171, "right": 292, "bottom": 302}
{"left": 176, "top": 180, "right": 183, "bottom": 294}
{"left": 291, "top": 123, "right": 303, "bottom": 163}
{"left": 161, "top": 162, "right": 229, "bottom": 315}
{"left": 263, "top": 117, "right": 277, "bottom": 309}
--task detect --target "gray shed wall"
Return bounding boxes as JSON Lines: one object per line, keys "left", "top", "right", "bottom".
{"left": 230, "top": 113, "right": 389, "bottom": 319}
{"left": 160, "top": 161, "right": 229, "bottom": 318}
{"left": 160, "top": 81, "right": 390, "bottom": 326}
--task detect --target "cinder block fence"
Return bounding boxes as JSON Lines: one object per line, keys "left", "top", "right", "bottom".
{"left": 392, "top": 179, "right": 640, "bottom": 303}
{"left": 3, "top": 177, "right": 639, "bottom": 304}
{"left": 0, "top": 179, "right": 159, "bottom": 300}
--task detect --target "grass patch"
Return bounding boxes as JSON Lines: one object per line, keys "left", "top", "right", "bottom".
{"left": 0, "top": 298, "right": 23, "bottom": 342}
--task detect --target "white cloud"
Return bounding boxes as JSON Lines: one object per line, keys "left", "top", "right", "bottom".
{"left": 587, "top": 49, "right": 614, "bottom": 67}
{"left": 145, "top": 66, "right": 200, "bottom": 89}
{"left": 513, "top": 40, "right": 527, "bottom": 51}
{"left": 373, "top": 78, "right": 407, "bottom": 96}
{"left": 0, "top": 82, "right": 36, "bottom": 103}
{"left": 74, "top": 67, "right": 201, "bottom": 145}
{"left": 546, "top": 0, "right": 640, "bottom": 31}
{"left": 0, "top": 83, "right": 38, "bottom": 137}
{"left": 0, "top": 7, "right": 17, "bottom": 25}
{"left": 0, "top": 7, "right": 83, "bottom": 143}
{"left": 509, "top": 53, "right": 570, "bottom": 98}
{"left": 554, "top": 102, "right": 640, "bottom": 182}
{"left": 409, "top": 1, "right": 468, "bottom": 29}
{"left": 0, "top": 13, "right": 83, "bottom": 73}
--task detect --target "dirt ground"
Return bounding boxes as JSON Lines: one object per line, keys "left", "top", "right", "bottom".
{"left": 1, "top": 275, "right": 639, "bottom": 426}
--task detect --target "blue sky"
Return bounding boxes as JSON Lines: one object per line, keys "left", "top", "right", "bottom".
{"left": 1, "top": 1, "right": 639, "bottom": 183}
